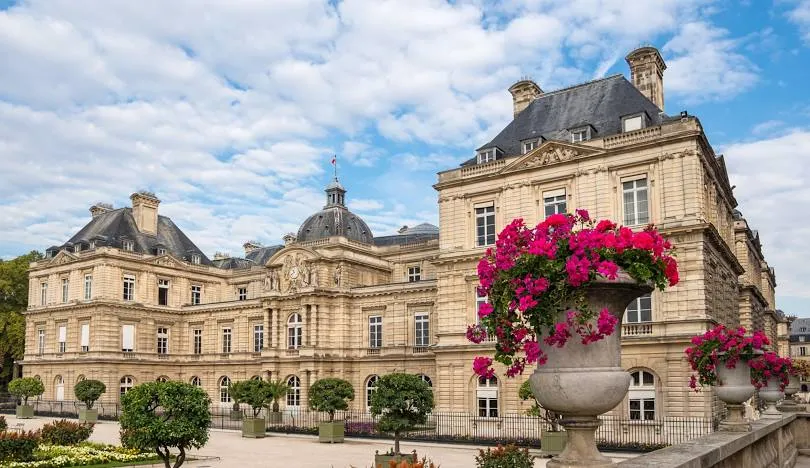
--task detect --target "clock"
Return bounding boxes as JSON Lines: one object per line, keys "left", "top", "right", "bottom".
{"left": 288, "top": 266, "right": 300, "bottom": 280}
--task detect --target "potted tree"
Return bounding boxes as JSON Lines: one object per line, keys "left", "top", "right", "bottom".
{"left": 266, "top": 379, "right": 289, "bottom": 424}
{"left": 74, "top": 379, "right": 106, "bottom": 423}
{"left": 308, "top": 378, "right": 354, "bottom": 443}
{"left": 8, "top": 377, "right": 44, "bottom": 419}
{"left": 519, "top": 380, "right": 566, "bottom": 455}
{"left": 229, "top": 379, "right": 271, "bottom": 438}
{"left": 370, "top": 373, "right": 434, "bottom": 466}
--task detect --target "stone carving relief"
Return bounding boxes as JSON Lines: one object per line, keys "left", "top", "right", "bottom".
{"left": 522, "top": 146, "right": 578, "bottom": 168}
{"left": 263, "top": 269, "right": 280, "bottom": 292}
{"left": 333, "top": 263, "right": 342, "bottom": 287}
{"left": 278, "top": 253, "right": 319, "bottom": 293}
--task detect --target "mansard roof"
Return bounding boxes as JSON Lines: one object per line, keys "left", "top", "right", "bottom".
{"left": 373, "top": 223, "right": 439, "bottom": 247}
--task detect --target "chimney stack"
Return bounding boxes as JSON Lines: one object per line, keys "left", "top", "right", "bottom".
{"left": 130, "top": 191, "right": 160, "bottom": 235}
{"left": 508, "top": 79, "right": 543, "bottom": 119}
{"left": 90, "top": 202, "right": 113, "bottom": 218}
{"left": 243, "top": 241, "right": 262, "bottom": 255}
{"left": 625, "top": 46, "right": 667, "bottom": 111}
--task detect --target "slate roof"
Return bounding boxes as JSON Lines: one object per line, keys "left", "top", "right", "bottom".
{"left": 462, "top": 74, "right": 669, "bottom": 166}
{"left": 297, "top": 206, "right": 374, "bottom": 244}
{"left": 60, "top": 208, "right": 212, "bottom": 265}
{"left": 791, "top": 318, "right": 810, "bottom": 336}
{"left": 245, "top": 245, "right": 284, "bottom": 266}
{"left": 373, "top": 223, "right": 439, "bottom": 247}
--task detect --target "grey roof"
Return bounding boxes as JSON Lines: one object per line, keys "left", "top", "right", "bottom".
{"left": 463, "top": 74, "right": 667, "bottom": 166}
{"left": 62, "top": 208, "right": 212, "bottom": 265}
{"left": 245, "top": 245, "right": 284, "bottom": 266}
{"left": 400, "top": 223, "right": 439, "bottom": 235}
{"left": 297, "top": 206, "right": 374, "bottom": 244}
{"left": 373, "top": 231, "right": 439, "bottom": 247}
{"left": 212, "top": 257, "right": 255, "bottom": 269}
{"left": 791, "top": 318, "right": 810, "bottom": 335}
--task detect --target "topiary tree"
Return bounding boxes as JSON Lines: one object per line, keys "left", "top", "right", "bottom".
{"left": 309, "top": 378, "right": 354, "bottom": 422}
{"left": 266, "top": 379, "right": 289, "bottom": 413}
{"left": 119, "top": 381, "right": 211, "bottom": 468}
{"left": 74, "top": 379, "right": 106, "bottom": 409}
{"left": 370, "top": 373, "right": 434, "bottom": 455}
{"left": 8, "top": 377, "right": 44, "bottom": 405}
{"left": 229, "top": 379, "right": 272, "bottom": 418}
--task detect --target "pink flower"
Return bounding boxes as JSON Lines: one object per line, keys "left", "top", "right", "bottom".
{"left": 546, "top": 213, "right": 570, "bottom": 227}
{"left": 596, "top": 308, "right": 618, "bottom": 335}
{"left": 524, "top": 340, "right": 542, "bottom": 363}
{"left": 565, "top": 255, "right": 591, "bottom": 286}
{"left": 595, "top": 220, "right": 616, "bottom": 232}
{"left": 576, "top": 209, "right": 590, "bottom": 221}
{"left": 596, "top": 261, "right": 619, "bottom": 280}
{"left": 544, "top": 322, "right": 571, "bottom": 348}
{"left": 466, "top": 325, "right": 488, "bottom": 344}
{"left": 478, "top": 302, "right": 494, "bottom": 318}
{"left": 632, "top": 232, "right": 655, "bottom": 250}
{"left": 473, "top": 356, "right": 494, "bottom": 378}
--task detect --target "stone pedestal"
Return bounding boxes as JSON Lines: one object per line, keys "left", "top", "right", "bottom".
{"left": 719, "top": 404, "right": 751, "bottom": 432}
{"left": 548, "top": 417, "right": 612, "bottom": 468}
{"left": 716, "top": 364, "right": 755, "bottom": 432}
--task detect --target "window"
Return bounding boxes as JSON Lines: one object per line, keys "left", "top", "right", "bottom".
{"left": 40, "top": 282, "right": 48, "bottom": 306}
{"left": 419, "top": 374, "right": 433, "bottom": 387}
{"left": 801, "top": 347, "right": 807, "bottom": 356}
{"left": 629, "top": 370, "right": 656, "bottom": 421}
{"left": 156, "top": 376, "right": 169, "bottom": 383}
{"left": 123, "top": 275, "right": 135, "bottom": 301}
{"left": 74, "top": 244, "right": 81, "bottom": 253}
{"left": 190, "top": 285, "right": 201, "bottom": 305}
{"left": 190, "top": 376, "right": 202, "bottom": 387}
{"left": 122, "top": 239, "right": 134, "bottom": 251}
{"left": 415, "top": 313, "right": 429, "bottom": 347}
{"left": 80, "top": 323, "right": 90, "bottom": 352}
{"left": 475, "top": 205, "right": 496, "bottom": 247}
{"left": 193, "top": 329, "right": 203, "bottom": 354}
{"left": 191, "top": 254, "right": 201, "bottom": 265}
{"left": 543, "top": 190, "right": 567, "bottom": 218}
{"left": 61, "top": 279, "right": 69, "bottom": 303}
{"left": 407, "top": 266, "right": 421, "bottom": 282}
{"left": 58, "top": 324, "right": 67, "bottom": 353}
{"left": 288, "top": 313, "right": 302, "bottom": 349}
{"left": 366, "top": 375, "right": 379, "bottom": 410}
{"left": 369, "top": 315, "right": 382, "bottom": 348}
{"left": 55, "top": 376, "right": 65, "bottom": 401}
{"left": 476, "top": 292, "right": 488, "bottom": 323}
{"left": 157, "top": 327, "right": 168, "bottom": 355}
{"left": 158, "top": 279, "right": 169, "bottom": 306}
{"left": 219, "top": 376, "right": 231, "bottom": 403}
{"left": 622, "top": 115, "right": 644, "bottom": 132}
{"left": 625, "top": 294, "right": 652, "bottom": 323}
{"left": 253, "top": 324, "right": 264, "bottom": 353}
{"left": 571, "top": 129, "right": 589, "bottom": 143}
{"left": 222, "top": 327, "right": 232, "bottom": 353}
{"left": 156, "top": 247, "right": 166, "bottom": 256}
{"left": 89, "top": 240, "right": 96, "bottom": 249}
{"left": 287, "top": 376, "right": 301, "bottom": 407}
{"left": 37, "top": 329, "right": 45, "bottom": 354}
{"left": 622, "top": 177, "right": 649, "bottom": 225}
{"left": 522, "top": 139, "right": 539, "bottom": 154}
{"left": 800, "top": 336, "right": 807, "bottom": 343}
{"left": 801, "top": 327, "right": 807, "bottom": 332}
{"left": 477, "top": 376, "right": 499, "bottom": 418}
{"left": 122, "top": 324, "right": 135, "bottom": 352}
{"left": 238, "top": 287, "right": 248, "bottom": 301}
{"left": 83, "top": 274, "right": 92, "bottom": 300}
{"left": 120, "top": 376, "right": 134, "bottom": 397}
{"left": 477, "top": 149, "right": 497, "bottom": 164}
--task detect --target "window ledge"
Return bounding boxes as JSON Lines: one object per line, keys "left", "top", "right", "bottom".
{"left": 621, "top": 420, "right": 662, "bottom": 427}
{"left": 473, "top": 417, "right": 502, "bottom": 423}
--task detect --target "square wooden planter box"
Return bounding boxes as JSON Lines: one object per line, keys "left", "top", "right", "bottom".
{"left": 241, "top": 418, "right": 266, "bottom": 438}
{"left": 319, "top": 421, "right": 345, "bottom": 443}
{"left": 541, "top": 429, "right": 568, "bottom": 455}
{"left": 79, "top": 408, "right": 99, "bottom": 423}
{"left": 16, "top": 405, "right": 34, "bottom": 419}
{"left": 374, "top": 452, "right": 417, "bottom": 467}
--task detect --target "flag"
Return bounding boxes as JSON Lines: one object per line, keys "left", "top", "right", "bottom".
{"left": 331, "top": 155, "right": 336, "bottom": 165}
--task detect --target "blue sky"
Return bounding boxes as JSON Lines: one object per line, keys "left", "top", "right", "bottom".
{"left": 1, "top": 0, "right": 809, "bottom": 316}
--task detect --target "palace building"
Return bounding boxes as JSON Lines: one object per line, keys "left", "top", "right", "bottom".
{"left": 22, "top": 46, "right": 789, "bottom": 420}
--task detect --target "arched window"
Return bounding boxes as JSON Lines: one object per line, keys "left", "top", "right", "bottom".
{"left": 629, "top": 370, "right": 656, "bottom": 420}
{"left": 287, "top": 376, "right": 301, "bottom": 407}
{"left": 288, "top": 314, "right": 303, "bottom": 349}
{"left": 190, "top": 376, "right": 202, "bottom": 387}
{"left": 120, "top": 376, "right": 134, "bottom": 398}
{"left": 219, "top": 376, "right": 231, "bottom": 403}
{"left": 366, "top": 375, "right": 380, "bottom": 410}
{"left": 156, "top": 376, "right": 169, "bottom": 383}
{"left": 625, "top": 293, "right": 652, "bottom": 323}
{"left": 54, "top": 375, "right": 64, "bottom": 401}
{"left": 251, "top": 375, "right": 262, "bottom": 381}
{"left": 477, "top": 376, "right": 498, "bottom": 418}
{"left": 419, "top": 374, "right": 432, "bottom": 387}
{"left": 76, "top": 375, "right": 85, "bottom": 383}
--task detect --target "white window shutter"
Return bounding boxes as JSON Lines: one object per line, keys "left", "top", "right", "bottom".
{"left": 58, "top": 325, "right": 67, "bottom": 342}
{"left": 80, "top": 324, "right": 90, "bottom": 347}
{"left": 122, "top": 325, "right": 135, "bottom": 350}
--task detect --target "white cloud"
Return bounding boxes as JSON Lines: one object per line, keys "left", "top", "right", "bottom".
{"left": 788, "top": 0, "right": 810, "bottom": 42}
{"left": 349, "top": 199, "right": 385, "bottom": 211}
{"left": 751, "top": 120, "right": 786, "bottom": 136}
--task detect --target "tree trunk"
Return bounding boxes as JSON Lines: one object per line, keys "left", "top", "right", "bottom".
{"left": 394, "top": 431, "right": 400, "bottom": 454}
{"left": 172, "top": 445, "right": 186, "bottom": 468}
{"left": 329, "top": 411, "right": 334, "bottom": 422}
{"left": 157, "top": 446, "right": 171, "bottom": 468}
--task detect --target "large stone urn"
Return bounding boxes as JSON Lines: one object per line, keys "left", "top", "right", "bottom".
{"left": 529, "top": 271, "right": 652, "bottom": 468}
{"left": 759, "top": 378, "right": 785, "bottom": 418}
{"left": 715, "top": 363, "right": 755, "bottom": 431}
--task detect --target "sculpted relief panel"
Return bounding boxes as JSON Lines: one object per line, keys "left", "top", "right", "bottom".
{"left": 264, "top": 252, "right": 320, "bottom": 293}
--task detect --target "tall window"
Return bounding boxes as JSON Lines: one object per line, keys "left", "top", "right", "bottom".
{"left": 57, "top": 324, "right": 67, "bottom": 353}
{"left": 156, "top": 327, "right": 168, "bottom": 355}
{"left": 219, "top": 376, "right": 231, "bottom": 403}
{"left": 623, "top": 177, "right": 649, "bottom": 226}
{"left": 120, "top": 376, "right": 134, "bottom": 397}
{"left": 238, "top": 287, "right": 248, "bottom": 301}
{"left": 222, "top": 327, "right": 232, "bottom": 353}
{"left": 121, "top": 324, "right": 135, "bottom": 352}
{"left": 288, "top": 314, "right": 302, "bottom": 349}
{"left": 37, "top": 329, "right": 45, "bottom": 354}
{"left": 89, "top": 240, "right": 96, "bottom": 249}
{"left": 543, "top": 190, "right": 567, "bottom": 218}
{"left": 123, "top": 275, "right": 135, "bottom": 301}
{"left": 253, "top": 324, "right": 264, "bottom": 353}
{"left": 477, "top": 376, "right": 499, "bottom": 418}
{"left": 122, "top": 239, "right": 134, "bottom": 251}
{"left": 625, "top": 294, "right": 652, "bottom": 323}
{"left": 369, "top": 316, "right": 382, "bottom": 348}
{"left": 408, "top": 266, "right": 421, "bottom": 282}
{"left": 801, "top": 347, "right": 807, "bottom": 356}
{"left": 55, "top": 375, "right": 65, "bottom": 401}
{"left": 83, "top": 274, "right": 92, "bottom": 300}
{"left": 415, "top": 313, "right": 429, "bottom": 347}
{"left": 287, "top": 376, "right": 301, "bottom": 407}
{"left": 190, "top": 285, "right": 201, "bottom": 305}
{"left": 366, "top": 375, "right": 379, "bottom": 410}
{"left": 475, "top": 205, "right": 496, "bottom": 247}
{"left": 61, "top": 279, "right": 69, "bottom": 303}
{"left": 193, "top": 329, "right": 203, "bottom": 354}
{"left": 158, "top": 279, "right": 169, "bottom": 306}
{"left": 156, "top": 247, "right": 166, "bottom": 256}
{"left": 80, "top": 323, "right": 90, "bottom": 352}
{"left": 40, "top": 282, "right": 47, "bottom": 306}
{"left": 522, "top": 139, "right": 539, "bottom": 154}
{"left": 190, "top": 376, "right": 202, "bottom": 387}
{"left": 191, "top": 254, "right": 201, "bottom": 265}
{"left": 629, "top": 370, "right": 656, "bottom": 421}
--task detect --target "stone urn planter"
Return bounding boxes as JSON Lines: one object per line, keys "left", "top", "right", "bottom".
{"left": 15, "top": 404, "right": 34, "bottom": 419}
{"left": 758, "top": 378, "right": 785, "bottom": 418}
{"left": 241, "top": 417, "right": 266, "bottom": 438}
{"left": 541, "top": 429, "right": 568, "bottom": 456}
{"left": 782, "top": 375, "right": 801, "bottom": 409}
{"left": 78, "top": 408, "right": 99, "bottom": 423}
{"left": 530, "top": 271, "right": 652, "bottom": 468}
{"left": 319, "top": 420, "right": 345, "bottom": 443}
{"left": 374, "top": 451, "right": 417, "bottom": 467}
{"left": 715, "top": 363, "right": 755, "bottom": 432}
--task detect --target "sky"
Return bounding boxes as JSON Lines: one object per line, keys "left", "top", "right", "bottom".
{"left": 1, "top": 0, "right": 809, "bottom": 316}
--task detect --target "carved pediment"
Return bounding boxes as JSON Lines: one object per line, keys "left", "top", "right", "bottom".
{"left": 264, "top": 249, "right": 321, "bottom": 293}
{"left": 500, "top": 141, "right": 603, "bottom": 174}
{"left": 49, "top": 251, "right": 77, "bottom": 265}
{"left": 152, "top": 254, "right": 181, "bottom": 267}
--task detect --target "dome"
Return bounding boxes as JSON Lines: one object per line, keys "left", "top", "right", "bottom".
{"left": 296, "top": 177, "right": 374, "bottom": 244}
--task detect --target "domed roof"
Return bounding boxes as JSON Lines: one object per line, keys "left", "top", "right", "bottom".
{"left": 296, "top": 177, "right": 374, "bottom": 244}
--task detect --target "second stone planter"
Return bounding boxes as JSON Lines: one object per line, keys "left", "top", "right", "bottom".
{"left": 715, "top": 363, "right": 755, "bottom": 432}
{"left": 759, "top": 378, "right": 785, "bottom": 418}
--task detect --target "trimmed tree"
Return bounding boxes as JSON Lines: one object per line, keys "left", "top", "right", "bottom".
{"left": 370, "top": 373, "right": 434, "bottom": 456}
{"left": 265, "top": 379, "right": 289, "bottom": 424}
{"left": 119, "top": 381, "right": 211, "bottom": 468}
{"left": 229, "top": 379, "right": 272, "bottom": 438}
{"left": 8, "top": 377, "right": 44, "bottom": 415}
{"left": 75, "top": 379, "right": 106, "bottom": 409}
{"left": 309, "top": 378, "right": 354, "bottom": 443}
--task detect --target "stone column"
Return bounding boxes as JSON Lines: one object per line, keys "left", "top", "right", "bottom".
{"left": 263, "top": 308, "right": 271, "bottom": 350}
{"left": 312, "top": 304, "right": 318, "bottom": 347}
{"left": 304, "top": 305, "right": 311, "bottom": 347}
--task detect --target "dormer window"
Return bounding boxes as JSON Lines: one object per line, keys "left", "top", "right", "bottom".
{"left": 622, "top": 113, "right": 646, "bottom": 132}
{"left": 522, "top": 139, "right": 540, "bottom": 154}
{"left": 571, "top": 129, "right": 588, "bottom": 143}
{"left": 74, "top": 244, "right": 82, "bottom": 253}
{"left": 477, "top": 148, "right": 501, "bottom": 164}
{"left": 122, "top": 240, "right": 134, "bottom": 252}
{"left": 191, "top": 254, "right": 201, "bottom": 265}
{"left": 89, "top": 240, "right": 96, "bottom": 250}
{"left": 156, "top": 247, "right": 166, "bottom": 256}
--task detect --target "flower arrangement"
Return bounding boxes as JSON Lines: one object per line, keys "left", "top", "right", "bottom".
{"left": 685, "top": 325, "right": 770, "bottom": 390}
{"left": 1, "top": 443, "right": 157, "bottom": 468}
{"left": 749, "top": 351, "right": 792, "bottom": 390}
{"left": 468, "top": 210, "right": 679, "bottom": 378}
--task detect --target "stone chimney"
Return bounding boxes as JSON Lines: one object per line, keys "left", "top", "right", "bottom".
{"left": 130, "top": 191, "right": 160, "bottom": 235}
{"left": 508, "top": 79, "right": 543, "bottom": 119}
{"left": 625, "top": 46, "right": 667, "bottom": 111}
{"left": 283, "top": 233, "right": 297, "bottom": 245}
{"left": 213, "top": 252, "right": 230, "bottom": 260}
{"left": 89, "top": 202, "right": 113, "bottom": 218}
{"left": 243, "top": 241, "right": 262, "bottom": 255}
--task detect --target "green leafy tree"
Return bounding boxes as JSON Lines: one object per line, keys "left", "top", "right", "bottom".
{"left": 309, "top": 378, "right": 354, "bottom": 422}
{"left": 74, "top": 379, "right": 106, "bottom": 409}
{"left": 119, "top": 381, "right": 211, "bottom": 468}
{"left": 518, "top": 380, "right": 561, "bottom": 430}
{"left": 0, "top": 251, "right": 42, "bottom": 390}
{"left": 266, "top": 379, "right": 289, "bottom": 413}
{"left": 8, "top": 377, "right": 44, "bottom": 405}
{"left": 229, "top": 379, "right": 272, "bottom": 418}
{"left": 370, "top": 373, "right": 434, "bottom": 455}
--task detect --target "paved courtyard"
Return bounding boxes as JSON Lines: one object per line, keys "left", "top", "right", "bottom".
{"left": 6, "top": 415, "right": 640, "bottom": 467}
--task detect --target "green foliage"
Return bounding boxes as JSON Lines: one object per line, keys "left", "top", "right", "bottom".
{"left": 0, "top": 251, "right": 42, "bottom": 391}
{"left": 0, "top": 430, "right": 40, "bottom": 462}
{"left": 229, "top": 379, "right": 272, "bottom": 418}
{"left": 370, "top": 373, "right": 434, "bottom": 454}
{"left": 518, "top": 380, "right": 561, "bottom": 430}
{"left": 40, "top": 419, "right": 94, "bottom": 445}
{"left": 266, "top": 379, "right": 290, "bottom": 412}
{"left": 308, "top": 378, "right": 354, "bottom": 422}
{"left": 8, "top": 377, "right": 45, "bottom": 405}
{"left": 0, "top": 415, "right": 6, "bottom": 432}
{"left": 119, "top": 381, "right": 212, "bottom": 468}
{"left": 74, "top": 379, "right": 106, "bottom": 409}
{"left": 474, "top": 444, "right": 534, "bottom": 468}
